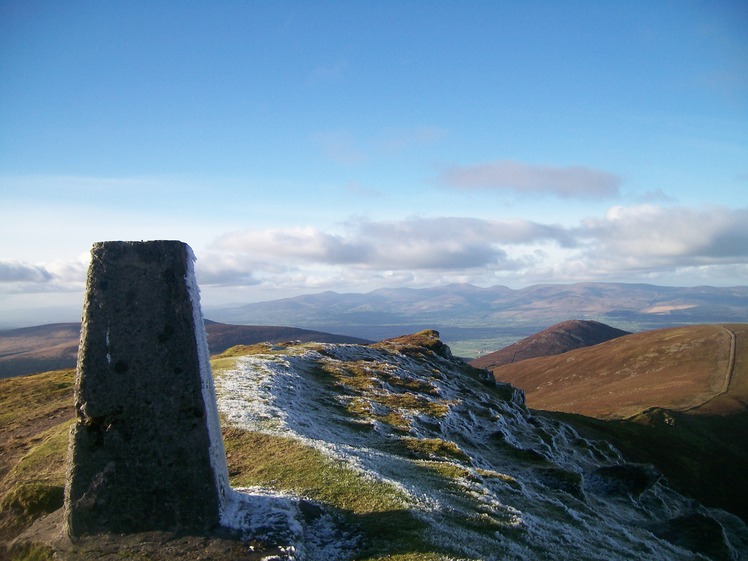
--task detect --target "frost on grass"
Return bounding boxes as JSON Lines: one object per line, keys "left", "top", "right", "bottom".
{"left": 213, "top": 336, "right": 748, "bottom": 561}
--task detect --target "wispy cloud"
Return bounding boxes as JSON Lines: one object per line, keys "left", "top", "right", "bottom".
{"left": 306, "top": 59, "right": 348, "bottom": 85}
{"left": 439, "top": 160, "right": 620, "bottom": 199}
{"left": 312, "top": 125, "right": 447, "bottom": 165}
{"left": 577, "top": 205, "right": 748, "bottom": 272}
{"left": 211, "top": 216, "right": 571, "bottom": 274}
{"left": 0, "top": 261, "right": 55, "bottom": 283}
{"left": 377, "top": 126, "right": 447, "bottom": 155}
{"left": 343, "top": 181, "right": 383, "bottom": 198}
{"left": 0, "top": 259, "right": 87, "bottom": 293}
{"left": 205, "top": 205, "right": 748, "bottom": 289}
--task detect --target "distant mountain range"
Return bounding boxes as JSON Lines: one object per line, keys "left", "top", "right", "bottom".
{"left": 0, "top": 321, "right": 369, "bottom": 379}
{"left": 206, "top": 282, "right": 748, "bottom": 355}
{"left": 4, "top": 282, "right": 747, "bottom": 376}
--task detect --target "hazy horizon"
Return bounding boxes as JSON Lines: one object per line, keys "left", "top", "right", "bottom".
{"left": 3, "top": 278, "right": 748, "bottom": 332}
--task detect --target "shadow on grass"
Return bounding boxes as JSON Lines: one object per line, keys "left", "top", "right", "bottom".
{"left": 545, "top": 409, "right": 748, "bottom": 523}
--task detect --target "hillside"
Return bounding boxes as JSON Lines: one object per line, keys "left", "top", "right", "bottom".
{"left": 3, "top": 332, "right": 748, "bottom": 560}
{"left": 485, "top": 323, "right": 748, "bottom": 523}
{"left": 0, "top": 324, "right": 80, "bottom": 380}
{"left": 470, "top": 320, "right": 630, "bottom": 370}
{"left": 488, "top": 324, "right": 748, "bottom": 418}
{"left": 0, "top": 322, "right": 370, "bottom": 379}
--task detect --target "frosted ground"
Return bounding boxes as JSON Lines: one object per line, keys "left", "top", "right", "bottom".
{"left": 212, "top": 332, "right": 748, "bottom": 561}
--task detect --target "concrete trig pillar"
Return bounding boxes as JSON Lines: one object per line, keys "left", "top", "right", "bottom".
{"left": 64, "top": 241, "right": 231, "bottom": 537}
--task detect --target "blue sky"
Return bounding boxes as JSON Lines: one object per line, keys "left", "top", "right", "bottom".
{"left": 1, "top": 1, "right": 747, "bottom": 323}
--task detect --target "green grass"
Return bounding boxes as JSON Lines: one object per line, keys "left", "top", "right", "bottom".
{"left": 7, "top": 542, "right": 55, "bottom": 561}
{"left": 0, "top": 420, "right": 70, "bottom": 536}
{"left": 213, "top": 342, "right": 279, "bottom": 358}
{"left": 222, "top": 427, "right": 438, "bottom": 558}
{"left": 311, "top": 354, "right": 453, "bottom": 434}
{"left": 0, "top": 350, "right": 473, "bottom": 560}
{"left": 399, "top": 437, "right": 470, "bottom": 462}
{"left": 0, "top": 482, "right": 64, "bottom": 523}
{"left": 360, "top": 554, "right": 456, "bottom": 561}
{"left": 0, "top": 370, "right": 75, "bottom": 543}
{"left": 414, "top": 460, "right": 471, "bottom": 480}
{"left": 224, "top": 428, "right": 408, "bottom": 513}
{"left": 0, "top": 369, "right": 74, "bottom": 431}
{"left": 5, "top": 421, "right": 71, "bottom": 487}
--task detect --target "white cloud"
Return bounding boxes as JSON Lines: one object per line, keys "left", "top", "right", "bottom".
{"left": 204, "top": 206, "right": 748, "bottom": 291}
{"left": 0, "top": 258, "right": 87, "bottom": 294}
{"left": 210, "top": 217, "right": 570, "bottom": 275}
{"left": 4, "top": 206, "right": 747, "bottom": 305}
{"left": 0, "top": 261, "right": 55, "bottom": 283}
{"left": 439, "top": 160, "right": 620, "bottom": 199}
{"left": 213, "top": 226, "right": 370, "bottom": 265}
{"left": 577, "top": 205, "right": 748, "bottom": 272}
{"left": 194, "top": 253, "right": 262, "bottom": 287}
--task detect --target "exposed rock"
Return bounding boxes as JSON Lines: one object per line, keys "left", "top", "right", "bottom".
{"left": 646, "top": 513, "right": 737, "bottom": 561}
{"left": 64, "top": 241, "right": 230, "bottom": 537}
{"left": 585, "top": 463, "right": 661, "bottom": 498}
{"left": 374, "top": 329, "right": 453, "bottom": 359}
{"left": 533, "top": 466, "right": 586, "bottom": 501}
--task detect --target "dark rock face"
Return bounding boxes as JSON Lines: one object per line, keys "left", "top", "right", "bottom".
{"left": 585, "top": 463, "right": 661, "bottom": 498}
{"left": 647, "top": 513, "right": 736, "bottom": 561}
{"left": 64, "top": 241, "right": 228, "bottom": 537}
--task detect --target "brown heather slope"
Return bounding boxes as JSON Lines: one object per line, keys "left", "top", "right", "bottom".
{"left": 470, "top": 319, "right": 630, "bottom": 371}
{"left": 489, "top": 324, "right": 747, "bottom": 419}
{"left": 0, "top": 324, "right": 80, "bottom": 380}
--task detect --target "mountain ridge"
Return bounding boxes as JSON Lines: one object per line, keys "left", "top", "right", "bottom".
{"left": 210, "top": 282, "right": 748, "bottom": 325}
{"left": 488, "top": 323, "right": 748, "bottom": 419}
{"left": 0, "top": 322, "right": 370, "bottom": 379}
{"left": 205, "top": 282, "right": 748, "bottom": 356}
{"left": 470, "top": 319, "right": 630, "bottom": 370}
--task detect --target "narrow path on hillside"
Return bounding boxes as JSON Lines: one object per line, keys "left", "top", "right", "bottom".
{"left": 686, "top": 325, "right": 736, "bottom": 412}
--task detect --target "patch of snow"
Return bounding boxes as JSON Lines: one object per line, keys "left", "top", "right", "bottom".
{"left": 219, "top": 486, "right": 361, "bottom": 561}
{"left": 105, "top": 324, "right": 111, "bottom": 364}
{"left": 184, "top": 245, "right": 233, "bottom": 521}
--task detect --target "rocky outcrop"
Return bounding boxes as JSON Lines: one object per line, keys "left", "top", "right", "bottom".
{"left": 64, "top": 241, "right": 230, "bottom": 537}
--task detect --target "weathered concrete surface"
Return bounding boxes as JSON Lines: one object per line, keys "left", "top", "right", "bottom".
{"left": 64, "top": 241, "right": 229, "bottom": 537}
